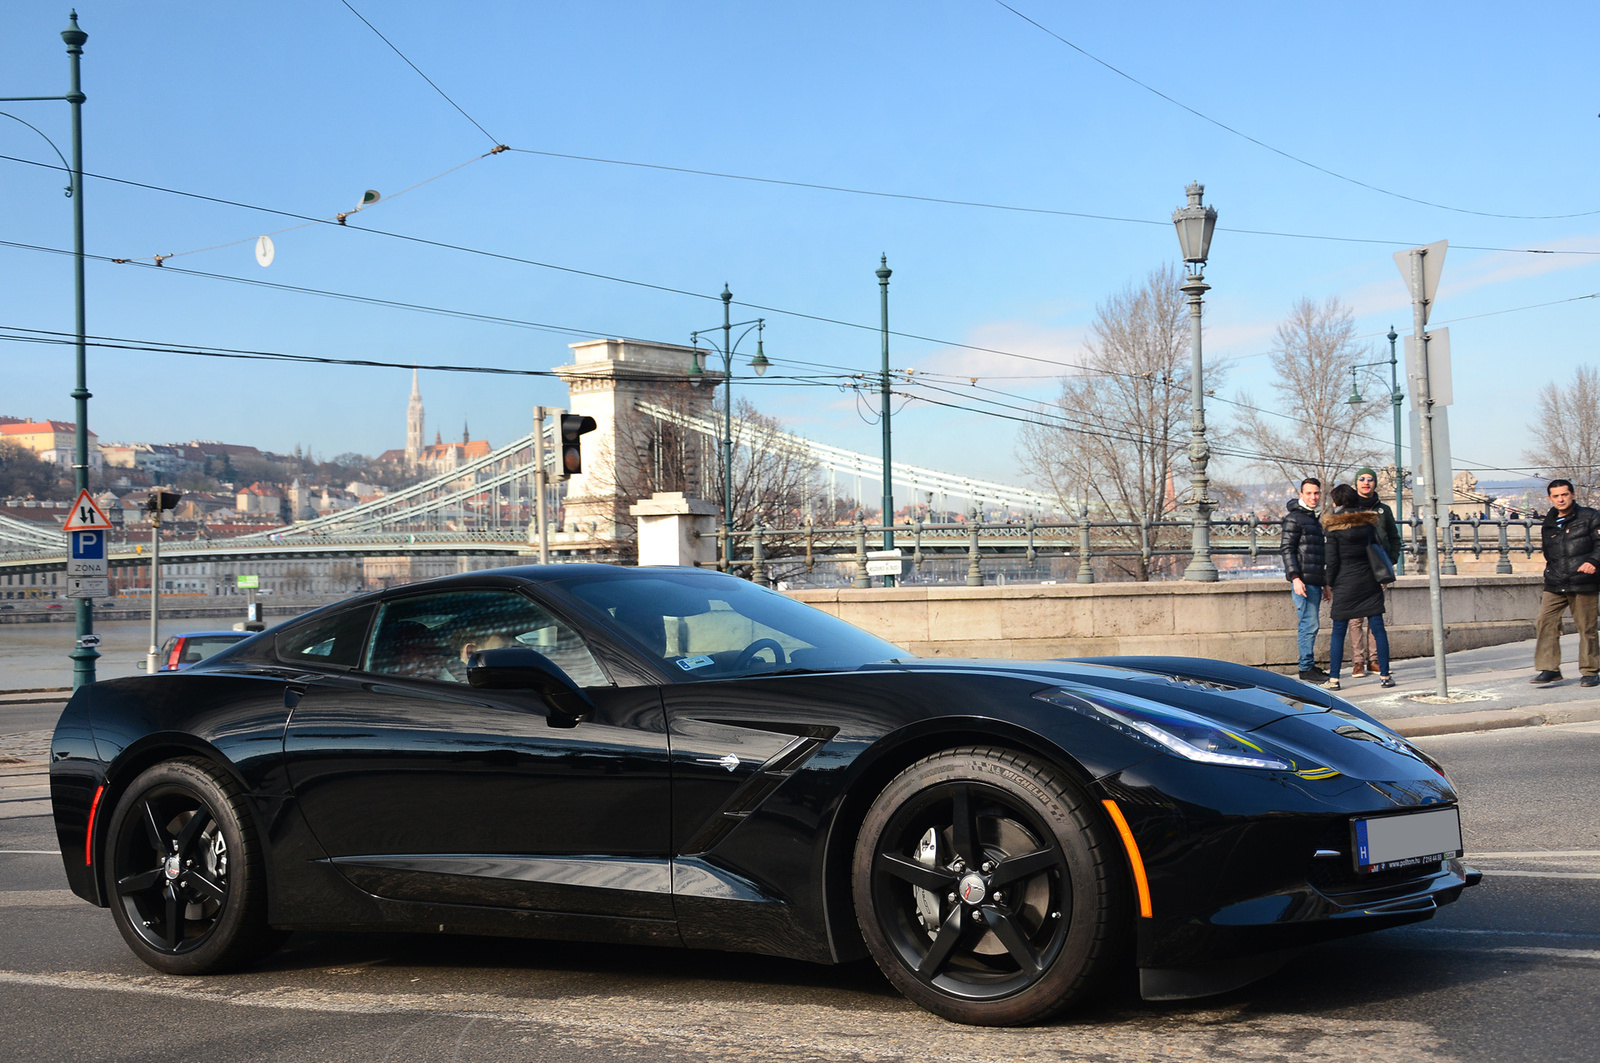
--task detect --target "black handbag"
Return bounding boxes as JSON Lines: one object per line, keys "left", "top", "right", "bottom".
{"left": 1367, "top": 534, "right": 1396, "bottom": 585}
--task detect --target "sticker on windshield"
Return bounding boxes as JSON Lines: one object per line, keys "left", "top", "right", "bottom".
{"left": 676, "top": 655, "right": 715, "bottom": 671}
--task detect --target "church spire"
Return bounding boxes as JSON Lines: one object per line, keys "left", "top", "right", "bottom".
{"left": 405, "top": 368, "right": 425, "bottom": 472}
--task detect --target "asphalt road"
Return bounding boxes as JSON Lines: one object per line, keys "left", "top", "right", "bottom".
{"left": 1, "top": 722, "right": 1596, "bottom": 1062}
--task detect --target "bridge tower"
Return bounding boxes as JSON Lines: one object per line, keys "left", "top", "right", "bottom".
{"left": 554, "top": 339, "right": 719, "bottom": 541}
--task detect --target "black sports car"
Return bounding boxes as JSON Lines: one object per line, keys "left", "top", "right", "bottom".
{"left": 49, "top": 565, "right": 1478, "bottom": 1026}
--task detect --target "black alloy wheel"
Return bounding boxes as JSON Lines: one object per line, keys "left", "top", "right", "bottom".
{"left": 103, "top": 758, "right": 283, "bottom": 975}
{"left": 852, "top": 747, "right": 1124, "bottom": 1026}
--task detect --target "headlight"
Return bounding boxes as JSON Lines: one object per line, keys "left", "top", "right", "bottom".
{"left": 1034, "top": 688, "right": 1291, "bottom": 770}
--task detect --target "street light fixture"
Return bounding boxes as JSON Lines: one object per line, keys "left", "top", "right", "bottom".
{"left": 1, "top": 12, "right": 95, "bottom": 686}
{"left": 1346, "top": 325, "right": 1407, "bottom": 573}
{"left": 1172, "top": 182, "right": 1218, "bottom": 582}
{"left": 689, "top": 285, "right": 767, "bottom": 565}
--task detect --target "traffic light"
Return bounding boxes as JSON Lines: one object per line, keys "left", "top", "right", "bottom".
{"left": 559, "top": 413, "right": 597, "bottom": 478}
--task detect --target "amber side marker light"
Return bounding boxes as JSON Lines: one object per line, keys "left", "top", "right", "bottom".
{"left": 85, "top": 784, "right": 105, "bottom": 867}
{"left": 1102, "top": 798, "right": 1153, "bottom": 918}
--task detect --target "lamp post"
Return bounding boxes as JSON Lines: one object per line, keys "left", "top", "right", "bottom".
{"left": 877, "top": 255, "right": 895, "bottom": 586}
{"left": 1172, "top": 182, "right": 1218, "bottom": 582}
{"left": 2, "top": 13, "right": 95, "bottom": 686}
{"left": 1345, "top": 325, "right": 1406, "bottom": 573}
{"left": 688, "top": 285, "right": 768, "bottom": 562}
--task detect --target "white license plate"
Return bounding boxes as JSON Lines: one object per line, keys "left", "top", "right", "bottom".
{"left": 1352, "top": 807, "right": 1462, "bottom": 873}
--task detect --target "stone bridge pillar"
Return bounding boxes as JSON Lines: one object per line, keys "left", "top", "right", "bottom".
{"left": 630, "top": 493, "right": 719, "bottom": 567}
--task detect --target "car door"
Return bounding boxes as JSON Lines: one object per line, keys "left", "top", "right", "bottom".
{"left": 282, "top": 585, "right": 672, "bottom": 920}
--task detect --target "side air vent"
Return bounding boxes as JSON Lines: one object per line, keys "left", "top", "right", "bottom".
{"left": 678, "top": 733, "right": 832, "bottom": 856}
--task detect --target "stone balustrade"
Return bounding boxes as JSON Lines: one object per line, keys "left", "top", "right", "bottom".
{"left": 786, "top": 574, "right": 1545, "bottom": 667}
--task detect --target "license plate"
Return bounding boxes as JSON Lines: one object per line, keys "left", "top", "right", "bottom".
{"left": 1351, "top": 807, "right": 1462, "bottom": 873}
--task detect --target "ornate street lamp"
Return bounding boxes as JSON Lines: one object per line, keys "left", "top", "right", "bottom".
{"left": 1172, "top": 182, "right": 1218, "bottom": 581}
{"left": 1346, "top": 326, "right": 1407, "bottom": 573}
{"left": 2, "top": 13, "right": 96, "bottom": 685}
{"left": 689, "top": 285, "right": 767, "bottom": 561}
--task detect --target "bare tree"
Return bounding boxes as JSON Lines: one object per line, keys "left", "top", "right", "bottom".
{"left": 710, "top": 397, "right": 822, "bottom": 528}
{"left": 1018, "top": 265, "right": 1224, "bottom": 580}
{"left": 1234, "top": 297, "right": 1383, "bottom": 491}
{"left": 587, "top": 388, "right": 819, "bottom": 545}
{"left": 1525, "top": 365, "right": 1600, "bottom": 495}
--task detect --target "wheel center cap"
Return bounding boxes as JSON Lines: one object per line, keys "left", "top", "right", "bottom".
{"left": 958, "top": 872, "right": 987, "bottom": 905}
{"left": 164, "top": 855, "right": 181, "bottom": 880}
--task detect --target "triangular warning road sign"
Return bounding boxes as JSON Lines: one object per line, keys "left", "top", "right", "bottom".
{"left": 63, "top": 489, "right": 114, "bottom": 531}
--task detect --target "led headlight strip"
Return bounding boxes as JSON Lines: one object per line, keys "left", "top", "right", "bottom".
{"left": 1034, "top": 689, "right": 1291, "bottom": 771}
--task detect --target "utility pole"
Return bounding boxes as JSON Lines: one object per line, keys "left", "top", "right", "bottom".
{"left": 1410, "top": 248, "right": 1449, "bottom": 697}
{"left": 532, "top": 406, "right": 549, "bottom": 564}
{"left": 877, "top": 255, "right": 894, "bottom": 587}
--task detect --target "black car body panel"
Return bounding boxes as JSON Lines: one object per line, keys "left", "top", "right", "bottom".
{"left": 51, "top": 565, "right": 1475, "bottom": 996}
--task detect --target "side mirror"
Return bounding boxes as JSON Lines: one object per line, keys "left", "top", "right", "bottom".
{"left": 467, "top": 646, "right": 594, "bottom": 727}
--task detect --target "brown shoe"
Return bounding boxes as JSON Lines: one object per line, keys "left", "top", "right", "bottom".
{"left": 1351, "top": 664, "right": 1367, "bottom": 678}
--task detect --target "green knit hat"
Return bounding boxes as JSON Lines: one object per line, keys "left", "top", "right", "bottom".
{"left": 1354, "top": 467, "right": 1377, "bottom": 481}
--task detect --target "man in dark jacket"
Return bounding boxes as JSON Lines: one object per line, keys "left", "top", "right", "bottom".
{"left": 1281, "top": 478, "right": 1332, "bottom": 681}
{"left": 1347, "top": 467, "right": 1405, "bottom": 676}
{"left": 1532, "top": 479, "right": 1600, "bottom": 685}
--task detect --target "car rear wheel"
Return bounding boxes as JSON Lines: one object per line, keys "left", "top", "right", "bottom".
{"left": 103, "top": 758, "right": 284, "bottom": 974}
{"left": 852, "top": 746, "right": 1124, "bottom": 1025}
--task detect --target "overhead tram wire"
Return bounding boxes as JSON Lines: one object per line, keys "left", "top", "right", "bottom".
{"left": 0, "top": 324, "right": 846, "bottom": 388}
{"left": 2, "top": 217, "right": 1588, "bottom": 473}
{"left": 502, "top": 148, "right": 1600, "bottom": 257}
{"left": 3, "top": 150, "right": 1596, "bottom": 264}
{"left": 337, "top": 0, "right": 499, "bottom": 146}
{"left": 0, "top": 319, "right": 1526, "bottom": 474}
{"left": 991, "top": 0, "right": 1600, "bottom": 221}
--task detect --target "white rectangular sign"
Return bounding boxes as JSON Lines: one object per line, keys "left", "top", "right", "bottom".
{"left": 865, "top": 549, "right": 906, "bottom": 576}
{"left": 1408, "top": 405, "right": 1454, "bottom": 507}
{"left": 66, "top": 577, "right": 109, "bottom": 599}
{"left": 1404, "top": 328, "right": 1452, "bottom": 407}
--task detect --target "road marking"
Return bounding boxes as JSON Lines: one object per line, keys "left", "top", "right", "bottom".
{"left": 0, "top": 891, "right": 82, "bottom": 908}
{"left": 0, "top": 970, "right": 1452, "bottom": 1063}
{"left": 1479, "top": 870, "right": 1600, "bottom": 880}
{"left": 1404, "top": 927, "right": 1600, "bottom": 941}
{"left": 0, "top": 850, "right": 59, "bottom": 855}
{"left": 1470, "top": 850, "right": 1600, "bottom": 859}
{"left": 1495, "top": 947, "right": 1600, "bottom": 962}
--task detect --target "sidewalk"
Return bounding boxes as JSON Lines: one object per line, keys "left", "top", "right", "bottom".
{"left": 1325, "top": 632, "right": 1600, "bottom": 737}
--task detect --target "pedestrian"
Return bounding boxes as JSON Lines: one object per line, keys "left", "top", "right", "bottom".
{"left": 1530, "top": 479, "right": 1600, "bottom": 686}
{"left": 1321, "top": 484, "right": 1393, "bottom": 690}
{"left": 1281, "top": 478, "right": 1331, "bottom": 682}
{"left": 1346, "top": 467, "right": 1403, "bottom": 677}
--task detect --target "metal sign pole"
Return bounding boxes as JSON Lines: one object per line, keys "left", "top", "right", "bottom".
{"left": 1411, "top": 249, "right": 1449, "bottom": 697}
{"left": 533, "top": 405, "right": 549, "bottom": 565}
{"left": 146, "top": 511, "right": 161, "bottom": 673}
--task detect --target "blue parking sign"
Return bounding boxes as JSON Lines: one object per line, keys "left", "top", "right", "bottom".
{"left": 71, "top": 530, "right": 106, "bottom": 560}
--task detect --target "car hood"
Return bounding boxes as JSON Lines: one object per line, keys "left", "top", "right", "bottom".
{"left": 859, "top": 656, "right": 1337, "bottom": 734}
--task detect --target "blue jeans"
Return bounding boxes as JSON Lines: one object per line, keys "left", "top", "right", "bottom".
{"left": 1329, "top": 614, "right": 1389, "bottom": 680}
{"left": 1293, "top": 587, "right": 1322, "bottom": 671}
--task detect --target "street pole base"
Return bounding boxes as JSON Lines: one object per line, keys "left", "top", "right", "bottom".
{"left": 1183, "top": 559, "right": 1219, "bottom": 582}
{"left": 69, "top": 646, "right": 99, "bottom": 690}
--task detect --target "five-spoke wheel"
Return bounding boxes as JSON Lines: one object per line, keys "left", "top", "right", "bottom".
{"left": 104, "top": 758, "right": 283, "bottom": 974}
{"left": 852, "top": 747, "right": 1123, "bottom": 1025}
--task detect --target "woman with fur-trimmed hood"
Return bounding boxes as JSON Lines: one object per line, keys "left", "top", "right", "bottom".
{"left": 1321, "top": 482, "right": 1392, "bottom": 690}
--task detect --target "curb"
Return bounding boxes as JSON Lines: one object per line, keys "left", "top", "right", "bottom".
{"left": 1391, "top": 703, "right": 1600, "bottom": 738}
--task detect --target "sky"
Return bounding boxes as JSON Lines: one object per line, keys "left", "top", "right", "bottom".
{"left": 3, "top": 1, "right": 1597, "bottom": 498}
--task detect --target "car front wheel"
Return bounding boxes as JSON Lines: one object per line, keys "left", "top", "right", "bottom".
{"left": 852, "top": 746, "right": 1125, "bottom": 1025}
{"left": 103, "top": 758, "right": 283, "bottom": 974}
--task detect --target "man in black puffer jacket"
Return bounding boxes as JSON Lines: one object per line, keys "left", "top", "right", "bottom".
{"left": 1532, "top": 479, "right": 1600, "bottom": 686}
{"left": 1281, "top": 478, "right": 1332, "bottom": 681}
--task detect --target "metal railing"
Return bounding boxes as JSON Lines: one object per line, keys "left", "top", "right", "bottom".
{"left": 705, "top": 514, "right": 1542, "bottom": 586}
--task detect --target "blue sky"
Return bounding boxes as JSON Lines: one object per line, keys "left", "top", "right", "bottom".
{"left": 3, "top": 2, "right": 1596, "bottom": 493}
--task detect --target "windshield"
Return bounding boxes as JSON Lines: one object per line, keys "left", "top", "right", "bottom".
{"left": 557, "top": 568, "right": 909, "bottom": 679}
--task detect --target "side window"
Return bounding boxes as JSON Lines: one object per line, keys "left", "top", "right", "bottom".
{"left": 276, "top": 605, "right": 376, "bottom": 669}
{"left": 364, "top": 590, "right": 609, "bottom": 688}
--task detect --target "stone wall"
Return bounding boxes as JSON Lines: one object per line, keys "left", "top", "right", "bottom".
{"left": 787, "top": 574, "right": 1545, "bottom": 667}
